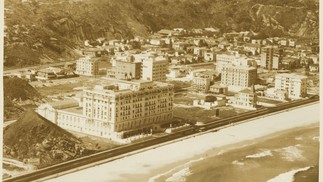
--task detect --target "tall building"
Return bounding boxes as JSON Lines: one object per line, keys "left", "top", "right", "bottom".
{"left": 76, "top": 57, "right": 99, "bottom": 76}
{"left": 275, "top": 73, "right": 307, "bottom": 99}
{"left": 141, "top": 56, "right": 168, "bottom": 82}
{"left": 107, "top": 56, "right": 142, "bottom": 80}
{"left": 260, "top": 46, "right": 283, "bottom": 70}
{"left": 37, "top": 79, "right": 174, "bottom": 141}
{"left": 215, "top": 53, "right": 237, "bottom": 72}
{"left": 221, "top": 64, "right": 257, "bottom": 91}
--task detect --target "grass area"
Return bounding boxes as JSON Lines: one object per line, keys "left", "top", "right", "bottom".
{"left": 167, "top": 80, "right": 191, "bottom": 92}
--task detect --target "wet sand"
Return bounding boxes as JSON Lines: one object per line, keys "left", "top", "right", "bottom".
{"left": 182, "top": 124, "right": 319, "bottom": 182}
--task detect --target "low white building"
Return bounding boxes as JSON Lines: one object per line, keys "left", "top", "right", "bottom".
{"left": 204, "top": 52, "right": 216, "bottom": 62}
{"left": 231, "top": 87, "right": 257, "bottom": 110}
{"left": 166, "top": 68, "right": 184, "bottom": 79}
{"left": 264, "top": 87, "right": 288, "bottom": 101}
{"left": 209, "top": 84, "right": 228, "bottom": 95}
{"left": 36, "top": 99, "right": 80, "bottom": 125}
{"left": 193, "top": 95, "right": 226, "bottom": 110}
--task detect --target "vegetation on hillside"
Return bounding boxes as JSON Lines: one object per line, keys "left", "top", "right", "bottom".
{"left": 4, "top": 109, "right": 93, "bottom": 168}
{"left": 4, "top": 0, "right": 319, "bottom": 67}
{"left": 4, "top": 77, "right": 41, "bottom": 120}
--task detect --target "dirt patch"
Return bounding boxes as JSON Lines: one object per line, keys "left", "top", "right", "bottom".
{"left": 174, "top": 106, "right": 242, "bottom": 123}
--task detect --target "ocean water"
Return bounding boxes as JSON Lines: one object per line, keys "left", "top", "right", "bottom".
{"left": 152, "top": 124, "right": 319, "bottom": 182}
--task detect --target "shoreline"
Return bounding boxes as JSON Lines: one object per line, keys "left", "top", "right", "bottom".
{"left": 143, "top": 122, "right": 320, "bottom": 182}
{"left": 48, "top": 103, "right": 320, "bottom": 182}
{"left": 150, "top": 122, "right": 319, "bottom": 181}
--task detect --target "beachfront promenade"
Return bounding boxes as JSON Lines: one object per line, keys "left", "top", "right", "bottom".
{"left": 4, "top": 98, "right": 319, "bottom": 182}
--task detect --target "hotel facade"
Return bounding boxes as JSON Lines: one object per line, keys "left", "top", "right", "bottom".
{"left": 37, "top": 79, "right": 174, "bottom": 141}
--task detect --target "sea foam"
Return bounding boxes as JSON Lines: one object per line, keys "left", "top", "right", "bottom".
{"left": 148, "top": 157, "right": 204, "bottom": 182}
{"left": 165, "top": 167, "right": 192, "bottom": 182}
{"left": 245, "top": 150, "right": 273, "bottom": 159}
{"left": 275, "top": 145, "right": 304, "bottom": 162}
{"left": 267, "top": 166, "right": 312, "bottom": 182}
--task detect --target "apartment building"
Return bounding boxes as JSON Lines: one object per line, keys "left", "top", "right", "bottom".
{"left": 37, "top": 79, "right": 174, "bottom": 141}
{"left": 75, "top": 57, "right": 99, "bottom": 76}
{"left": 141, "top": 56, "right": 169, "bottom": 82}
{"left": 274, "top": 73, "right": 307, "bottom": 99}
{"left": 260, "top": 46, "right": 283, "bottom": 70}
{"left": 107, "top": 57, "right": 142, "bottom": 80}
{"left": 221, "top": 64, "right": 257, "bottom": 92}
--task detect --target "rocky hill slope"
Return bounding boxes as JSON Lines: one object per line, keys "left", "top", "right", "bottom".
{"left": 3, "top": 109, "right": 92, "bottom": 168}
{"left": 4, "top": 0, "right": 319, "bottom": 67}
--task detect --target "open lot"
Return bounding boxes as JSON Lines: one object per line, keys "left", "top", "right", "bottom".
{"left": 173, "top": 89, "right": 248, "bottom": 123}
{"left": 173, "top": 106, "right": 246, "bottom": 123}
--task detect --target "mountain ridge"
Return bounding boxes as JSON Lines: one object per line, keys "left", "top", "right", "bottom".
{"left": 4, "top": 0, "right": 319, "bottom": 67}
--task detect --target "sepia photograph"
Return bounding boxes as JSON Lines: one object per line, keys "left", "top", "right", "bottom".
{"left": 1, "top": 0, "right": 320, "bottom": 181}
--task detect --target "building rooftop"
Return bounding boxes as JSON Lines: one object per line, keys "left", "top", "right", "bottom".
{"left": 77, "top": 57, "right": 98, "bottom": 62}
{"left": 48, "top": 99, "right": 79, "bottom": 110}
{"left": 60, "top": 107, "right": 83, "bottom": 115}
{"left": 224, "top": 64, "right": 257, "bottom": 70}
{"left": 87, "top": 78, "right": 173, "bottom": 95}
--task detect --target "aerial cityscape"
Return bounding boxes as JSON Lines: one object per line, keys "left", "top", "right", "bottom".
{"left": 2, "top": 0, "right": 320, "bottom": 181}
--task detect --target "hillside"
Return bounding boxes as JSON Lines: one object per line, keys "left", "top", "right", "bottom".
{"left": 4, "top": 77, "right": 41, "bottom": 101}
{"left": 4, "top": 77, "right": 42, "bottom": 120}
{"left": 4, "top": 0, "right": 319, "bottom": 67}
{"left": 3, "top": 109, "right": 92, "bottom": 168}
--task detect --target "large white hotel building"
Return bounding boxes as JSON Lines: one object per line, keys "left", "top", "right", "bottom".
{"left": 37, "top": 79, "right": 174, "bottom": 141}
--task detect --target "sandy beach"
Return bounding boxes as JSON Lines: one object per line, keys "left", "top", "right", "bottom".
{"left": 47, "top": 103, "right": 320, "bottom": 182}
